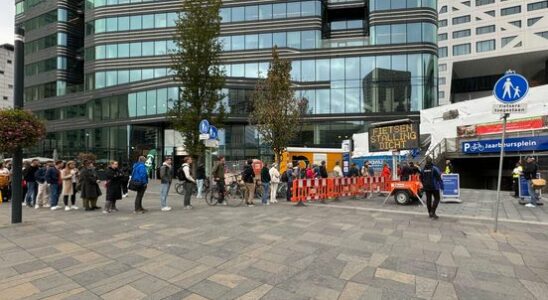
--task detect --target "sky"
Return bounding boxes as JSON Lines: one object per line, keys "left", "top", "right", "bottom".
{"left": 0, "top": 4, "right": 15, "bottom": 45}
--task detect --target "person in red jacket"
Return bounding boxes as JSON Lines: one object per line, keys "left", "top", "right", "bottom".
{"left": 381, "top": 163, "right": 391, "bottom": 180}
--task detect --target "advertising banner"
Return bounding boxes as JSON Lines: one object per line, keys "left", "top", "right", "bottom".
{"left": 441, "top": 174, "right": 460, "bottom": 198}
{"left": 457, "top": 116, "right": 546, "bottom": 138}
{"left": 369, "top": 123, "right": 419, "bottom": 152}
{"left": 462, "top": 136, "right": 548, "bottom": 154}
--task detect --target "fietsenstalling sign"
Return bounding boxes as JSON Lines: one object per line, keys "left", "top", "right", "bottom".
{"left": 462, "top": 136, "right": 548, "bottom": 154}
{"left": 369, "top": 123, "right": 419, "bottom": 152}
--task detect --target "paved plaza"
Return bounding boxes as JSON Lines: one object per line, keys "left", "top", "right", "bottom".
{"left": 1, "top": 183, "right": 548, "bottom": 299}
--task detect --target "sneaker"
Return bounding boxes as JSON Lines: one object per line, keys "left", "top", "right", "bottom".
{"left": 64, "top": 206, "right": 71, "bottom": 211}
{"left": 102, "top": 210, "right": 110, "bottom": 214}
{"left": 161, "top": 206, "right": 172, "bottom": 212}
{"left": 123, "top": 193, "right": 128, "bottom": 198}
{"left": 525, "top": 203, "right": 536, "bottom": 208}
{"left": 183, "top": 205, "right": 193, "bottom": 210}
{"left": 247, "top": 204, "right": 255, "bottom": 207}
{"left": 432, "top": 214, "right": 439, "bottom": 220}
{"left": 50, "top": 206, "right": 59, "bottom": 211}
{"left": 111, "top": 208, "right": 119, "bottom": 212}
{"left": 34, "top": 204, "right": 40, "bottom": 209}
{"left": 72, "top": 206, "right": 79, "bottom": 210}
{"left": 44, "top": 204, "right": 51, "bottom": 208}
{"left": 22, "top": 202, "right": 27, "bottom": 207}
{"left": 222, "top": 201, "right": 228, "bottom": 206}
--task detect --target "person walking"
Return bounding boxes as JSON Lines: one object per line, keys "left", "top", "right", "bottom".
{"left": 61, "top": 161, "right": 79, "bottom": 211}
{"left": 212, "top": 156, "right": 226, "bottom": 205}
{"left": 46, "top": 161, "right": 63, "bottom": 210}
{"left": 512, "top": 161, "right": 523, "bottom": 198}
{"left": 420, "top": 157, "right": 444, "bottom": 219}
{"left": 23, "top": 159, "right": 39, "bottom": 207}
{"left": 524, "top": 156, "right": 541, "bottom": 207}
{"left": 181, "top": 157, "right": 196, "bottom": 209}
{"left": 131, "top": 156, "right": 149, "bottom": 213}
{"left": 0, "top": 163, "right": 10, "bottom": 203}
{"left": 243, "top": 159, "right": 255, "bottom": 207}
{"left": 159, "top": 157, "right": 173, "bottom": 211}
{"left": 269, "top": 163, "right": 280, "bottom": 204}
{"left": 80, "top": 160, "right": 102, "bottom": 211}
{"left": 34, "top": 162, "right": 50, "bottom": 208}
{"left": 104, "top": 161, "right": 123, "bottom": 213}
{"left": 333, "top": 161, "right": 343, "bottom": 178}
{"left": 196, "top": 163, "right": 206, "bottom": 199}
{"left": 261, "top": 163, "right": 271, "bottom": 205}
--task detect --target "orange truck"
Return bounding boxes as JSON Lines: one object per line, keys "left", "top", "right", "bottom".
{"left": 280, "top": 147, "right": 344, "bottom": 174}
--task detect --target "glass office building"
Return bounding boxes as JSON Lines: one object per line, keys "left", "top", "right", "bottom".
{"left": 15, "top": 0, "right": 438, "bottom": 161}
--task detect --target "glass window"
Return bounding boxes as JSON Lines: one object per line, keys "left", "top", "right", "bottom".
{"left": 157, "top": 88, "right": 168, "bottom": 114}
{"left": 453, "top": 29, "right": 471, "bottom": 39}
{"left": 167, "top": 12, "right": 178, "bottom": 27}
{"left": 130, "top": 42, "right": 141, "bottom": 57}
{"left": 345, "top": 57, "right": 360, "bottom": 80}
{"left": 439, "top": 47, "right": 448, "bottom": 57}
{"left": 452, "top": 15, "right": 470, "bottom": 25}
{"left": 155, "top": 13, "right": 167, "bottom": 28}
{"left": 245, "top": 5, "right": 258, "bottom": 21}
{"left": 391, "top": 24, "right": 407, "bottom": 44}
{"left": 154, "top": 68, "right": 166, "bottom": 78}
{"left": 372, "top": 25, "right": 390, "bottom": 44}
{"left": 476, "top": 39, "right": 495, "bottom": 52}
{"left": 232, "top": 64, "right": 244, "bottom": 77}
{"left": 106, "top": 70, "right": 118, "bottom": 87}
{"left": 167, "top": 40, "right": 178, "bottom": 53}
{"left": 118, "top": 16, "right": 129, "bottom": 31}
{"left": 220, "top": 36, "right": 231, "bottom": 51}
{"left": 142, "top": 14, "right": 154, "bottom": 29}
{"left": 407, "top": 23, "right": 421, "bottom": 43}
{"left": 232, "top": 7, "right": 245, "bottom": 22}
{"left": 258, "top": 62, "right": 269, "bottom": 78}
{"left": 501, "top": 5, "right": 521, "bottom": 16}
{"left": 453, "top": 43, "right": 471, "bottom": 56}
{"left": 476, "top": 25, "right": 495, "bottom": 34}
{"left": 301, "top": 30, "right": 316, "bottom": 49}
{"left": 245, "top": 63, "right": 258, "bottom": 78}
{"left": 291, "top": 61, "right": 301, "bottom": 81}
{"left": 146, "top": 90, "right": 157, "bottom": 115}
{"left": 95, "top": 19, "right": 106, "bottom": 33}
{"left": 301, "top": 60, "right": 315, "bottom": 82}
{"left": 423, "top": 23, "right": 437, "bottom": 43}
{"left": 287, "top": 31, "right": 301, "bottom": 48}
{"left": 245, "top": 34, "right": 258, "bottom": 50}
{"left": 118, "top": 43, "right": 129, "bottom": 58}
{"left": 273, "top": 32, "right": 286, "bottom": 47}
{"left": 232, "top": 35, "right": 245, "bottom": 50}
{"left": 129, "top": 69, "right": 141, "bottom": 82}
{"left": 331, "top": 58, "right": 345, "bottom": 81}
{"left": 259, "top": 33, "right": 272, "bottom": 49}
{"left": 259, "top": 4, "right": 272, "bottom": 20}
{"left": 316, "top": 89, "right": 330, "bottom": 114}
{"left": 273, "top": 3, "right": 286, "bottom": 19}
{"left": 58, "top": 8, "right": 68, "bottom": 22}
{"left": 106, "top": 17, "right": 118, "bottom": 32}
{"left": 130, "top": 15, "right": 142, "bottom": 30}
{"left": 106, "top": 44, "right": 117, "bottom": 58}
{"left": 96, "top": 45, "right": 106, "bottom": 59}
{"left": 142, "top": 68, "right": 154, "bottom": 80}
{"left": 287, "top": 2, "right": 301, "bottom": 18}
{"left": 301, "top": 1, "right": 316, "bottom": 16}
{"left": 136, "top": 91, "right": 147, "bottom": 116}
{"left": 142, "top": 41, "right": 154, "bottom": 56}
{"left": 118, "top": 70, "right": 129, "bottom": 85}
{"left": 220, "top": 8, "right": 231, "bottom": 23}
{"left": 58, "top": 32, "right": 68, "bottom": 46}
{"left": 316, "top": 59, "right": 330, "bottom": 81}
{"left": 154, "top": 40, "right": 167, "bottom": 55}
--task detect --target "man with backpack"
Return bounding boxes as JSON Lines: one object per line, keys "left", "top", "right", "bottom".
{"left": 159, "top": 157, "right": 173, "bottom": 211}
{"left": 242, "top": 159, "right": 255, "bottom": 207}
{"left": 180, "top": 157, "right": 196, "bottom": 209}
{"left": 420, "top": 157, "right": 444, "bottom": 219}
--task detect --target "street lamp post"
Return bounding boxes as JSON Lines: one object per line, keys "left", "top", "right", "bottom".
{"left": 11, "top": 27, "right": 25, "bottom": 224}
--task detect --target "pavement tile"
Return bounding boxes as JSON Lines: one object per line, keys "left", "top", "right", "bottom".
{"left": 101, "top": 285, "right": 147, "bottom": 300}
{"left": 375, "top": 268, "right": 416, "bottom": 285}
{"left": 235, "top": 283, "right": 273, "bottom": 300}
{"left": 188, "top": 279, "right": 231, "bottom": 299}
{"left": 2, "top": 282, "right": 41, "bottom": 299}
{"left": 12, "top": 260, "right": 49, "bottom": 274}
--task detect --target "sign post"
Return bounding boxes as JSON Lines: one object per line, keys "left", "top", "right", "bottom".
{"left": 492, "top": 70, "right": 529, "bottom": 232}
{"left": 441, "top": 174, "right": 461, "bottom": 203}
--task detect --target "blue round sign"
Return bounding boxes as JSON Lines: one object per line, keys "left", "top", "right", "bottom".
{"left": 199, "top": 119, "right": 210, "bottom": 134}
{"left": 493, "top": 73, "right": 529, "bottom": 104}
{"left": 209, "top": 126, "right": 218, "bottom": 140}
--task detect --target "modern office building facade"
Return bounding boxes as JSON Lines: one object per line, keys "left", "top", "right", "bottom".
{"left": 0, "top": 44, "right": 15, "bottom": 109}
{"left": 438, "top": 0, "right": 548, "bottom": 104}
{"left": 15, "top": 0, "right": 438, "bottom": 162}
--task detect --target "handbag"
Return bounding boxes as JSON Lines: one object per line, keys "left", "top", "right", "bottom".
{"left": 532, "top": 178, "right": 546, "bottom": 189}
{"left": 128, "top": 180, "right": 144, "bottom": 191}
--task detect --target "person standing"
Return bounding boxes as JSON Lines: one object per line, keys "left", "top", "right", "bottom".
{"left": 181, "top": 157, "right": 196, "bottom": 209}
{"left": 285, "top": 162, "right": 293, "bottom": 202}
{"left": 212, "top": 156, "right": 226, "bottom": 205}
{"left": 0, "top": 163, "right": 10, "bottom": 203}
{"left": 159, "top": 157, "right": 173, "bottom": 211}
{"left": 23, "top": 159, "right": 39, "bottom": 207}
{"left": 333, "top": 161, "right": 343, "bottom": 178}
{"left": 269, "top": 163, "right": 280, "bottom": 204}
{"left": 381, "top": 163, "right": 391, "bottom": 180}
{"left": 444, "top": 159, "right": 453, "bottom": 174}
{"left": 243, "top": 159, "right": 255, "bottom": 207}
{"left": 523, "top": 156, "right": 540, "bottom": 207}
{"left": 261, "top": 163, "right": 271, "bottom": 205}
{"left": 196, "top": 163, "right": 206, "bottom": 199}
{"left": 512, "top": 161, "right": 523, "bottom": 198}
{"left": 131, "top": 156, "right": 149, "bottom": 213}
{"left": 46, "top": 161, "right": 63, "bottom": 210}
{"left": 409, "top": 162, "right": 420, "bottom": 175}
{"left": 400, "top": 162, "right": 411, "bottom": 181}
{"left": 420, "top": 157, "right": 444, "bottom": 219}
{"left": 319, "top": 161, "right": 328, "bottom": 179}
{"left": 34, "top": 162, "right": 50, "bottom": 208}
{"left": 348, "top": 163, "right": 360, "bottom": 177}
{"left": 121, "top": 163, "right": 130, "bottom": 198}
{"left": 305, "top": 164, "right": 315, "bottom": 179}
{"left": 80, "top": 160, "right": 102, "bottom": 211}
{"left": 61, "top": 161, "right": 79, "bottom": 211}
{"left": 105, "top": 161, "right": 123, "bottom": 213}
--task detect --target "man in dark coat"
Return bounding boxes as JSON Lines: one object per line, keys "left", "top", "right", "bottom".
{"left": 80, "top": 160, "right": 102, "bottom": 211}
{"left": 105, "top": 161, "right": 123, "bottom": 213}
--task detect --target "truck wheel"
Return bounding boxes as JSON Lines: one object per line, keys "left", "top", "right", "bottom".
{"left": 394, "top": 190, "right": 410, "bottom": 205}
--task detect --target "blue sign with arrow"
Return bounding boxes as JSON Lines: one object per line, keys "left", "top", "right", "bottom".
{"left": 493, "top": 73, "right": 529, "bottom": 104}
{"left": 209, "top": 126, "right": 218, "bottom": 140}
{"left": 199, "top": 119, "right": 210, "bottom": 134}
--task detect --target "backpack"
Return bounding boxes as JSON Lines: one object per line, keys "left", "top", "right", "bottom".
{"left": 0, "top": 175, "right": 9, "bottom": 188}
{"left": 178, "top": 164, "right": 189, "bottom": 181}
{"left": 281, "top": 171, "right": 288, "bottom": 183}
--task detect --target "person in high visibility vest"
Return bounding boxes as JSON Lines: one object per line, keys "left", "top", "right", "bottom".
{"left": 444, "top": 159, "right": 453, "bottom": 174}
{"left": 512, "top": 161, "right": 523, "bottom": 198}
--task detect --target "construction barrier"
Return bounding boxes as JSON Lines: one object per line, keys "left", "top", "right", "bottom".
{"left": 291, "top": 176, "right": 389, "bottom": 203}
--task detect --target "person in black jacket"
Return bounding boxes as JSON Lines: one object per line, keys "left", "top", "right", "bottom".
{"left": 35, "top": 162, "right": 50, "bottom": 208}
{"left": 261, "top": 163, "right": 271, "bottom": 205}
{"left": 46, "top": 161, "right": 63, "bottom": 210}
{"left": 243, "top": 159, "right": 255, "bottom": 207}
{"left": 104, "top": 161, "right": 123, "bottom": 213}
{"left": 23, "top": 159, "right": 40, "bottom": 207}
{"left": 420, "top": 157, "right": 444, "bottom": 219}
{"left": 80, "top": 160, "right": 102, "bottom": 211}
{"left": 523, "top": 156, "right": 540, "bottom": 207}
{"left": 319, "top": 161, "right": 328, "bottom": 179}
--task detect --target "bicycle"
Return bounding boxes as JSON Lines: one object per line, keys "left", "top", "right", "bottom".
{"left": 175, "top": 178, "right": 210, "bottom": 198}
{"left": 207, "top": 174, "right": 245, "bottom": 207}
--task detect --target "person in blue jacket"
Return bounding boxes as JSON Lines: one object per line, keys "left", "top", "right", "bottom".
{"left": 131, "top": 156, "right": 149, "bottom": 213}
{"left": 420, "top": 157, "right": 444, "bottom": 219}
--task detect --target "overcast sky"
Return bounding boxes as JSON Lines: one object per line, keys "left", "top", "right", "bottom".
{"left": 0, "top": 4, "right": 15, "bottom": 45}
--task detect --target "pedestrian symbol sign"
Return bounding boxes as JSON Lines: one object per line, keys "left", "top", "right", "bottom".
{"left": 493, "top": 73, "right": 529, "bottom": 104}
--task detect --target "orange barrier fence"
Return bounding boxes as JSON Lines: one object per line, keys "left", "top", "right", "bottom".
{"left": 291, "top": 176, "right": 390, "bottom": 203}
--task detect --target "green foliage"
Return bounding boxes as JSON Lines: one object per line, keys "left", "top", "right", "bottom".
{"left": 0, "top": 109, "right": 46, "bottom": 154}
{"left": 169, "top": 0, "right": 226, "bottom": 159}
{"left": 249, "top": 48, "right": 302, "bottom": 163}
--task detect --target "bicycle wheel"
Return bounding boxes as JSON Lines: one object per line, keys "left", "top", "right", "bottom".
{"left": 175, "top": 183, "right": 185, "bottom": 195}
{"left": 225, "top": 186, "right": 244, "bottom": 207}
{"left": 277, "top": 183, "right": 287, "bottom": 199}
{"left": 255, "top": 184, "right": 264, "bottom": 199}
{"left": 205, "top": 189, "right": 218, "bottom": 206}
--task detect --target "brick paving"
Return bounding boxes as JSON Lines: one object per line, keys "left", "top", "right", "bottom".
{"left": 1, "top": 183, "right": 548, "bottom": 299}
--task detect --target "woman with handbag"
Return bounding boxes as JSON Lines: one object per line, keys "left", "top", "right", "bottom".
{"left": 129, "top": 156, "right": 148, "bottom": 214}
{"left": 104, "top": 161, "right": 124, "bottom": 213}
{"left": 80, "top": 160, "right": 102, "bottom": 211}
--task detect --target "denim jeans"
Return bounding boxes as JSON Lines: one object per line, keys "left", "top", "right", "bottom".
{"left": 262, "top": 183, "right": 270, "bottom": 204}
{"left": 196, "top": 179, "right": 204, "bottom": 198}
{"left": 160, "top": 182, "right": 171, "bottom": 208}
{"left": 49, "top": 183, "right": 60, "bottom": 207}
{"left": 527, "top": 179, "right": 539, "bottom": 205}
{"left": 25, "top": 182, "right": 37, "bottom": 206}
